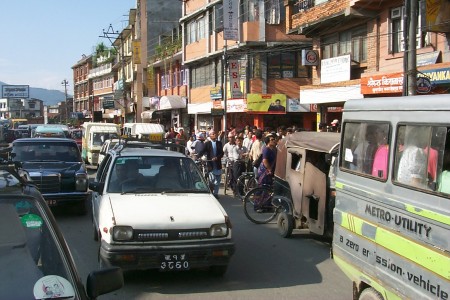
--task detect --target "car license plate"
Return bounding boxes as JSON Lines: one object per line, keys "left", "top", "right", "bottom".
{"left": 159, "top": 254, "right": 189, "bottom": 271}
{"left": 46, "top": 199, "right": 57, "bottom": 206}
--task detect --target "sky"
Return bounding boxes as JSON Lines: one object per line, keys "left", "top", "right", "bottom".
{"left": 0, "top": 1, "right": 136, "bottom": 93}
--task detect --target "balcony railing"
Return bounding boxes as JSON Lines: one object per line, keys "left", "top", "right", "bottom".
{"left": 296, "top": 0, "right": 314, "bottom": 11}
{"left": 88, "top": 63, "right": 112, "bottom": 79}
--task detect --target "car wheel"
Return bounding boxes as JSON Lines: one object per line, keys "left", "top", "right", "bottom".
{"left": 277, "top": 211, "right": 294, "bottom": 238}
{"left": 359, "top": 288, "right": 384, "bottom": 300}
{"left": 209, "top": 265, "right": 228, "bottom": 277}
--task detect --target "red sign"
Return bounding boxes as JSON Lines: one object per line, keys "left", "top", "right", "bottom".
{"left": 361, "top": 72, "right": 404, "bottom": 94}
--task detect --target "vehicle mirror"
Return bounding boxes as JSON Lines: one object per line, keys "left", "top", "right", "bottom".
{"left": 89, "top": 182, "right": 104, "bottom": 193}
{"left": 325, "top": 153, "right": 332, "bottom": 165}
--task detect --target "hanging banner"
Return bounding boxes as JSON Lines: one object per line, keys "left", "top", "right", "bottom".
{"left": 229, "top": 60, "right": 242, "bottom": 98}
{"left": 223, "top": 0, "right": 239, "bottom": 41}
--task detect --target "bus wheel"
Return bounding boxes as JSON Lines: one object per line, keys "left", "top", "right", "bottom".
{"left": 359, "top": 288, "right": 384, "bottom": 300}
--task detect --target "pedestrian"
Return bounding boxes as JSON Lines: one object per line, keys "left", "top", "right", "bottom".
{"left": 257, "top": 133, "right": 277, "bottom": 187}
{"left": 198, "top": 130, "right": 224, "bottom": 199}
{"left": 230, "top": 136, "right": 248, "bottom": 196}
{"left": 249, "top": 129, "right": 265, "bottom": 178}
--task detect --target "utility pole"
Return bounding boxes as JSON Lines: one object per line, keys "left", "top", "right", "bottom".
{"left": 222, "top": 41, "right": 228, "bottom": 138}
{"left": 100, "top": 24, "right": 127, "bottom": 128}
{"left": 403, "top": 0, "right": 418, "bottom": 96}
{"left": 61, "top": 79, "right": 69, "bottom": 123}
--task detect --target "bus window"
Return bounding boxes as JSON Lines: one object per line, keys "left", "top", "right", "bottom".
{"left": 394, "top": 125, "right": 447, "bottom": 191}
{"left": 341, "top": 122, "right": 390, "bottom": 180}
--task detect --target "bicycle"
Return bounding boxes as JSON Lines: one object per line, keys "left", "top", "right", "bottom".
{"left": 235, "top": 171, "right": 258, "bottom": 201}
{"left": 243, "top": 185, "right": 288, "bottom": 224}
{"left": 195, "top": 158, "right": 215, "bottom": 192}
{"left": 223, "top": 158, "right": 233, "bottom": 195}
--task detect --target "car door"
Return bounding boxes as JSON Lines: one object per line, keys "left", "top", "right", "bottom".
{"left": 91, "top": 154, "right": 112, "bottom": 228}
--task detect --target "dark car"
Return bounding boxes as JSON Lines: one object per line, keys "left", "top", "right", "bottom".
{"left": 10, "top": 138, "right": 90, "bottom": 214}
{"left": 0, "top": 193, "right": 123, "bottom": 299}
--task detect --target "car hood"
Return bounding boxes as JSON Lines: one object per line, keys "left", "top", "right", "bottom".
{"left": 107, "top": 193, "right": 227, "bottom": 228}
{"left": 22, "top": 161, "right": 84, "bottom": 175}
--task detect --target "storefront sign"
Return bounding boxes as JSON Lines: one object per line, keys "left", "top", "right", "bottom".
{"left": 287, "top": 98, "right": 310, "bottom": 112}
{"left": 229, "top": 60, "right": 242, "bottom": 98}
{"left": 210, "top": 86, "right": 222, "bottom": 100}
{"left": 418, "top": 67, "right": 450, "bottom": 84}
{"left": 310, "top": 104, "right": 343, "bottom": 113}
{"left": 321, "top": 55, "right": 351, "bottom": 84}
{"left": 247, "top": 94, "right": 286, "bottom": 114}
{"left": 302, "top": 50, "right": 319, "bottom": 66}
{"left": 417, "top": 77, "right": 432, "bottom": 94}
{"left": 361, "top": 73, "right": 404, "bottom": 94}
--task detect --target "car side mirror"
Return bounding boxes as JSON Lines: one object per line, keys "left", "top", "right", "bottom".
{"left": 86, "top": 267, "right": 124, "bottom": 298}
{"left": 89, "top": 182, "right": 104, "bottom": 193}
{"left": 325, "top": 153, "right": 332, "bottom": 165}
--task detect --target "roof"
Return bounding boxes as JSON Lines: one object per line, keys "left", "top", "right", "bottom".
{"left": 281, "top": 132, "right": 340, "bottom": 153}
{"left": 13, "top": 138, "right": 77, "bottom": 144}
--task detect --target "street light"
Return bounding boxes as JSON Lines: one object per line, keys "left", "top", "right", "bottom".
{"left": 61, "top": 79, "right": 69, "bottom": 123}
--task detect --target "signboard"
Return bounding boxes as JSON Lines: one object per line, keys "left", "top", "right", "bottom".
{"left": 229, "top": 60, "right": 242, "bottom": 98}
{"left": 320, "top": 55, "right": 351, "bottom": 84}
{"left": 246, "top": 94, "right": 286, "bottom": 114}
{"left": 133, "top": 40, "right": 141, "bottom": 64}
{"left": 2, "top": 85, "right": 29, "bottom": 98}
{"left": 417, "top": 77, "right": 432, "bottom": 94}
{"left": 223, "top": 0, "right": 239, "bottom": 41}
{"left": 302, "top": 50, "right": 319, "bottom": 66}
{"left": 360, "top": 73, "right": 404, "bottom": 94}
{"left": 211, "top": 108, "right": 225, "bottom": 116}
{"left": 210, "top": 86, "right": 222, "bottom": 100}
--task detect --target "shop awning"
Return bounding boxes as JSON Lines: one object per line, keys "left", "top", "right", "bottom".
{"left": 159, "top": 95, "right": 186, "bottom": 110}
{"left": 300, "top": 85, "right": 363, "bottom": 104}
{"left": 188, "top": 102, "right": 212, "bottom": 114}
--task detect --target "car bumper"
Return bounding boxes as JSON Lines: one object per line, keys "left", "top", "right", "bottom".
{"left": 42, "top": 192, "right": 90, "bottom": 206}
{"left": 100, "top": 239, "right": 235, "bottom": 271}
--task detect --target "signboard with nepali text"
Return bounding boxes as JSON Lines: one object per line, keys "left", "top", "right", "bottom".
{"left": 361, "top": 73, "right": 404, "bottom": 94}
{"left": 2, "top": 85, "right": 29, "bottom": 98}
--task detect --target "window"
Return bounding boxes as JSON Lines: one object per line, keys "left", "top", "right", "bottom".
{"left": 341, "top": 122, "right": 390, "bottom": 180}
{"left": 321, "top": 26, "right": 367, "bottom": 62}
{"left": 264, "top": 51, "right": 310, "bottom": 79}
{"left": 241, "top": 0, "right": 259, "bottom": 22}
{"left": 394, "top": 125, "right": 447, "bottom": 192}
{"left": 186, "top": 15, "right": 206, "bottom": 44}
{"left": 389, "top": 1, "right": 428, "bottom": 53}
{"left": 191, "top": 64, "right": 213, "bottom": 88}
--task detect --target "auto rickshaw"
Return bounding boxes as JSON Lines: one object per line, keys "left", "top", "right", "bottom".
{"left": 273, "top": 131, "right": 340, "bottom": 238}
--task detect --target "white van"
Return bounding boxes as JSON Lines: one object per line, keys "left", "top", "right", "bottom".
{"left": 122, "top": 123, "right": 164, "bottom": 142}
{"left": 333, "top": 94, "right": 450, "bottom": 300}
{"left": 81, "top": 122, "right": 120, "bottom": 167}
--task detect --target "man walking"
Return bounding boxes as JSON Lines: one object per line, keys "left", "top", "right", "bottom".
{"left": 198, "top": 130, "right": 224, "bottom": 199}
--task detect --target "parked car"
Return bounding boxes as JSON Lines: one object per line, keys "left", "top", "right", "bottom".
{"left": 10, "top": 138, "right": 90, "bottom": 214}
{"left": 0, "top": 193, "right": 124, "bottom": 299}
{"left": 34, "top": 125, "right": 66, "bottom": 138}
{"left": 89, "top": 140, "right": 235, "bottom": 275}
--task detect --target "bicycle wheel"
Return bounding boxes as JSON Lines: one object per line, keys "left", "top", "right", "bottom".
{"left": 243, "top": 186, "right": 278, "bottom": 224}
{"left": 236, "top": 173, "right": 257, "bottom": 200}
{"left": 223, "top": 163, "right": 231, "bottom": 195}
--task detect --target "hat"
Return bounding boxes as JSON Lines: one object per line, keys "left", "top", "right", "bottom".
{"left": 196, "top": 132, "right": 205, "bottom": 140}
{"left": 331, "top": 119, "right": 339, "bottom": 125}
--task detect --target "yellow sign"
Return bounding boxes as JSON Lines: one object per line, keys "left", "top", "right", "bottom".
{"left": 246, "top": 94, "right": 286, "bottom": 114}
{"left": 133, "top": 41, "right": 141, "bottom": 64}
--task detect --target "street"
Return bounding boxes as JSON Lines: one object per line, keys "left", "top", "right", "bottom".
{"left": 54, "top": 172, "right": 352, "bottom": 300}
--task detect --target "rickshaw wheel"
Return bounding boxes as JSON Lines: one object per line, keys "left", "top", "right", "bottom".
{"left": 277, "top": 212, "right": 294, "bottom": 238}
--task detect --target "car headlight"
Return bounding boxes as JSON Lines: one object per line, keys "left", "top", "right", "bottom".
{"left": 75, "top": 173, "right": 88, "bottom": 191}
{"left": 210, "top": 223, "right": 228, "bottom": 237}
{"left": 113, "top": 226, "right": 134, "bottom": 241}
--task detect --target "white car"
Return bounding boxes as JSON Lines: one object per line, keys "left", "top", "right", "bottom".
{"left": 89, "top": 142, "right": 235, "bottom": 275}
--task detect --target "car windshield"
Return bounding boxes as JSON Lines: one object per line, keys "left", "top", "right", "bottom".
{"left": 107, "top": 156, "right": 210, "bottom": 194}
{"left": 12, "top": 142, "right": 82, "bottom": 162}
{"left": 0, "top": 195, "right": 77, "bottom": 299}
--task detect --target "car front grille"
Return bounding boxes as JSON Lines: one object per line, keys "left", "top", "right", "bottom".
{"left": 31, "top": 174, "right": 61, "bottom": 193}
{"left": 134, "top": 229, "right": 209, "bottom": 241}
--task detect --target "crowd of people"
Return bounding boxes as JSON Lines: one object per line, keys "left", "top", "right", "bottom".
{"left": 169, "top": 124, "right": 309, "bottom": 199}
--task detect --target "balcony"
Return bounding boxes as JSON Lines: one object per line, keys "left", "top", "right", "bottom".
{"left": 88, "top": 63, "right": 112, "bottom": 79}
{"left": 292, "top": 0, "right": 382, "bottom": 37}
